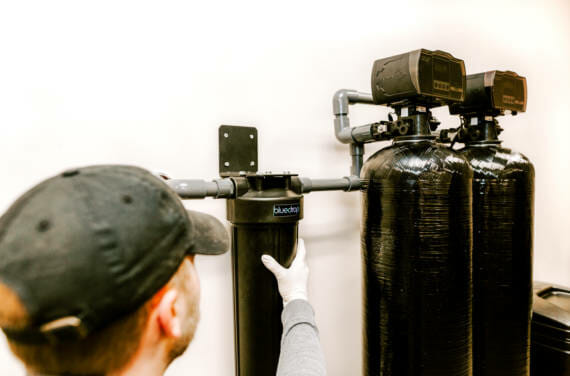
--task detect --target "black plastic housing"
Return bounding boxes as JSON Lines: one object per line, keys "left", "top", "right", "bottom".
{"left": 371, "top": 49, "right": 466, "bottom": 107}
{"left": 227, "top": 174, "right": 303, "bottom": 376}
{"left": 531, "top": 281, "right": 570, "bottom": 376}
{"left": 361, "top": 137, "right": 473, "bottom": 375}
{"left": 450, "top": 71, "right": 527, "bottom": 116}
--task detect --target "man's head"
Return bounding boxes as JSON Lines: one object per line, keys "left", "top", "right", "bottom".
{"left": 0, "top": 165, "right": 229, "bottom": 374}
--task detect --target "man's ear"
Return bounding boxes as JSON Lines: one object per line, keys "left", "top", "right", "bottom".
{"left": 156, "top": 289, "right": 182, "bottom": 338}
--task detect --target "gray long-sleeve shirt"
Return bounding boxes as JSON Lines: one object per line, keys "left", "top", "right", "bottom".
{"left": 277, "top": 299, "right": 327, "bottom": 376}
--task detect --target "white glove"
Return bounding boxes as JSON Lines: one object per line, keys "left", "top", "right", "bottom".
{"left": 261, "top": 238, "right": 309, "bottom": 306}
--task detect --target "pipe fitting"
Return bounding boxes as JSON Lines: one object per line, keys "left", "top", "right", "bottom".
{"left": 333, "top": 89, "right": 375, "bottom": 175}
{"left": 333, "top": 89, "right": 374, "bottom": 144}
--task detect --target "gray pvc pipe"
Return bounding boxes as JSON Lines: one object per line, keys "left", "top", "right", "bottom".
{"left": 333, "top": 89, "right": 374, "bottom": 144}
{"left": 350, "top": 144, "right": 364, "bottom": 177}
{"left": 166, "top": 178, "right": 235, "bottom": 199}
{"left": 333, "top": 89, "right": 375, "bottom": 176}
{"left": 167, "top": 176, "right": 361, "bottom": 199}
{"left": 297, "top": 176, "right": 361, "bottom": 193}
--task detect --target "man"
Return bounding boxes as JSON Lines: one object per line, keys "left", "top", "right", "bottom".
{"left": 0, "top": 165, "right": 325, "bottom": 375}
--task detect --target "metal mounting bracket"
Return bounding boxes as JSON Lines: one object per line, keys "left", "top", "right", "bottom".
{"left": 218, "top": 125, "right": 258, "bottom": 177}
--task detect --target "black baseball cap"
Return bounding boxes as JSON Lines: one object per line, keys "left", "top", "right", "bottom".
{"left": 0, "top": 165, "right": 229, "bottom": 344}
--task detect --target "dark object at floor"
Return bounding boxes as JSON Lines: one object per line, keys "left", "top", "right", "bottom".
{"left": 532, "top": 281, "right": 570, "bottom": 376}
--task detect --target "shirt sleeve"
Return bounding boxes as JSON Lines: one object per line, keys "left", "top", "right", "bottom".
{"left": 276, "top": 299, "right": 327, "bottom": 376}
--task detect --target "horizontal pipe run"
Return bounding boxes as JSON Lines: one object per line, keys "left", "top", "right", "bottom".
{"left": 167, "top": 176, "right": 361, "bottom": 198}
{"left": 296, "top": 176, "right": 361, "bottom": 193}
{"left": 166, "top": 178, "right": 234, "bottom": 199}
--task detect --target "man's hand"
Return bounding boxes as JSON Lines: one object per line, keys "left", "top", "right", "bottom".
{"left": 261, "top": 238, "right": 309, "bottom": 306}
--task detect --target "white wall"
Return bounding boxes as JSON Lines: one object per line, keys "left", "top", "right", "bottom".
{"left": 0, "top": 0, "right": 568, "bottom": 374}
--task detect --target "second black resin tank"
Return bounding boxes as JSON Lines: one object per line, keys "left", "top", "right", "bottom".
{"left": 451, "top": 70, "right": 534, "bottom": 376}
{"left": 459, "top": 143, "right": 534, "bottom": 376}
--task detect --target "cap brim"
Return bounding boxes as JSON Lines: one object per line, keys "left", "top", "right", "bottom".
{"left": 186, "top": 210, "right": 230, "bottom": 255}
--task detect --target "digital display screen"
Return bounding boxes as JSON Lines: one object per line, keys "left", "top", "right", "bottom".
{"left": 433, "top": 59, "right": 449, "bottom": 82}
{"left": 494, "top": 73, "right": 526, "bottom": 111}
{"left": 502, "top": 79, "right": 514, "bottom": 96}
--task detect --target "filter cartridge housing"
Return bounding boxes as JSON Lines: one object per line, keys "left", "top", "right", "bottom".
{"left": 227, "top": 174, "right": 303, "bottom": 376}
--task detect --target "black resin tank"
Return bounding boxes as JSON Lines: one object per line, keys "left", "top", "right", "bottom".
{"left": 459, "top": 142, "right": 534, "bottom": 376}
{"left": 450, "top": 70, "right": 534, "bottom": 376}
{"left": 361, "top": 136, "right": 474, "bottom": 376}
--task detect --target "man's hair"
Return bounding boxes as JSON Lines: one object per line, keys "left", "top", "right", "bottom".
{"left": 0, "top": 259, "right": 192, "bottom": 375}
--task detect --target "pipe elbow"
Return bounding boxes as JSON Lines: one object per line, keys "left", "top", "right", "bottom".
{"left": 334, "top": 117, "right": 353, "bottom": 143}
{"left": 333, "top": 89, "right": 354, "bottom": 116}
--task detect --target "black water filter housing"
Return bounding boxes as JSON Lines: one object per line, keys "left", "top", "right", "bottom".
{"left": 452, "top": 70, "right": 534, "bottom": 376}
{"left": 227, "top": 173, "right": 303, "bottom": 376}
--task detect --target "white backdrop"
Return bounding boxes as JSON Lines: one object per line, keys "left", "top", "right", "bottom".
{"left": 0, "top": 0, "right": 568, "bottom": 374}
